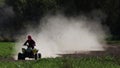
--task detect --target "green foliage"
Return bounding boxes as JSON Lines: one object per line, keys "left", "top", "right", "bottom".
{"left": 5, "top": 0, "right": 58, "bottom": 21}
{"left": 6, "top": 0, "right": 42, "bottom": 20}
{"left": 0, "top": 0, "right": 5, "bottom": 6}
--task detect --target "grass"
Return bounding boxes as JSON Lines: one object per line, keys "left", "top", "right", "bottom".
{"left": 0, "top": 42, "right": 120, "bottom": 68}
{"left": 0, "top": 57, "right": 120, "bottom": 68}
{"left": 0, "top": 42, "right": 15, "bottom": 58}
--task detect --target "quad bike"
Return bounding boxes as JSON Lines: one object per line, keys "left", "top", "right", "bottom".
{"left": 18, "top": 45, "right": 41, "bottom": 60}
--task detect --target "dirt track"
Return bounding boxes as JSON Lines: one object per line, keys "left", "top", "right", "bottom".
{"left": 1, "top": 44, "right": 120, "bottom": 61}
{"left": 60, "top": 44, "right": 120, "bottom": 57}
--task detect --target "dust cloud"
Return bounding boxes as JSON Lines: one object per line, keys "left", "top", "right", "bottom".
{"left": 14, "top": 14, "right": 107, "bottom": 59}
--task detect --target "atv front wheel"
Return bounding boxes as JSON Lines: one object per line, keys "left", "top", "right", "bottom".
{"left": 35, "top": 54, "right": 37, "bottom": 60}
{"left": 18, "top": 53, "right": 25, "bottom": 60}
{"left": 38, "top": 53, "right": 41, "bottom": 58}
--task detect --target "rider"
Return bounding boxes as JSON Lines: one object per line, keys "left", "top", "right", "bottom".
{"left": 24, "top": 35, "right": 36, "bottom": 49}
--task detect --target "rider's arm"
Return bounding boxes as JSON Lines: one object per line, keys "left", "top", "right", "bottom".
{"left": 24, "top": 40, "right": 28, "bottom": 45}
{"left": 33, "top": 40, "right": 36, "bottom": 46}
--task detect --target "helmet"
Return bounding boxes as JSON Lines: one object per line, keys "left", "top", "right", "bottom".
{"left": 27, "top": 35, "right": 32, "bottom": 40}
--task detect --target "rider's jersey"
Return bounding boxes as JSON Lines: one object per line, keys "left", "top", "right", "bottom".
{"left": 24, "top": 39, "right": 36, "bottom": 49}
